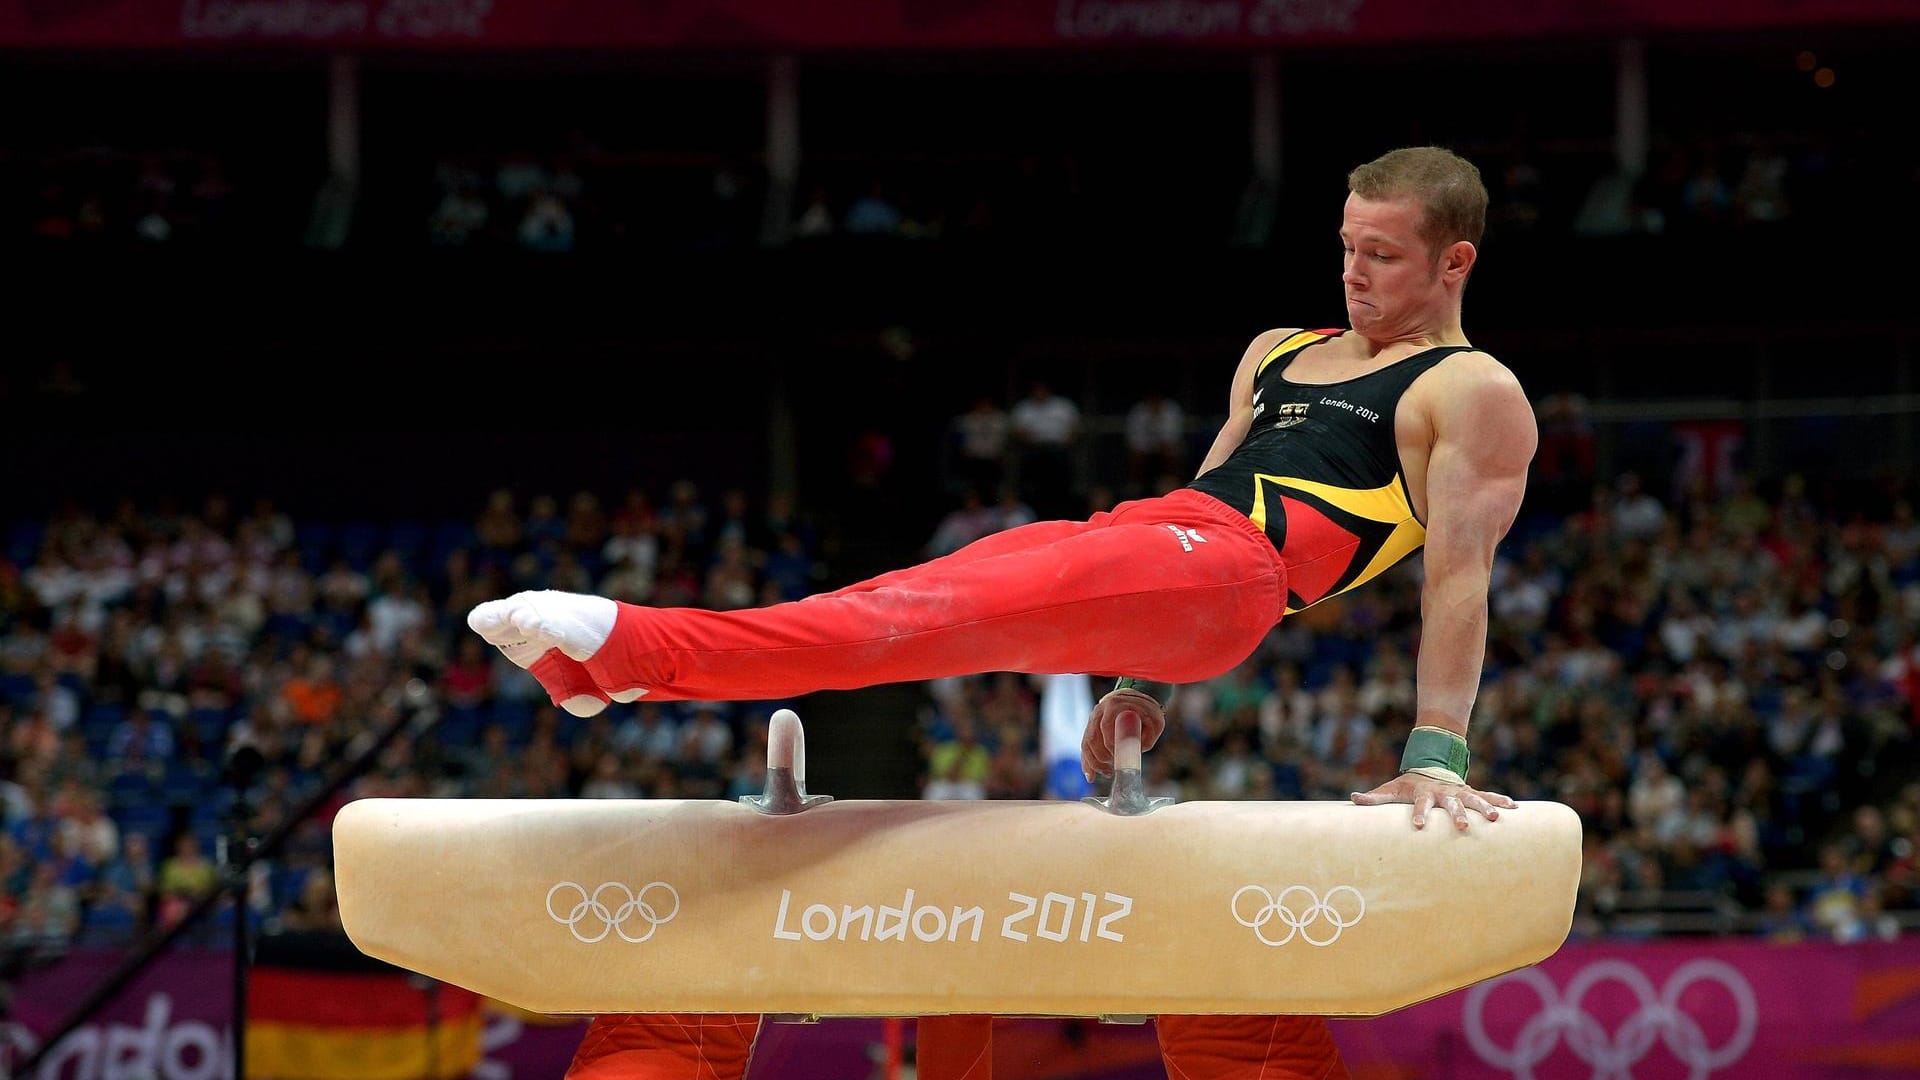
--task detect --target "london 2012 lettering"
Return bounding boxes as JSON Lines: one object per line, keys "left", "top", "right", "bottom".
{"left": 1318, "top": 397, "right": 1380, "bottom": 422}
{"left": 179, "top": 0, "right": 491, "bottom": 40}
{"left": 773, "top": 889, "right": 1134, "bottom": 944}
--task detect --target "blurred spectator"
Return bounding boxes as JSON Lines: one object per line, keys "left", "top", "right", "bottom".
{"left": 794, "top": 185, "right": 836, "bottom": 240}
{"left": 1612, "top": 472, "right": 1667, "bottom": 541}
{"left": 280, "top": 868, "right": 344, "bottom": 932}
{"left": 1009, "top": 380, "right": 1082, "bottom": 520}
{"left": 519, "top": 190, "right": 577, "bottom": 253}
{"left": 1806, "top": 843, "right": 1870, "bottom": 939}
{"left": 1124, "top": 389, "right": 1186, "bottom": 498}
{"left": 844, "top": 179, "right": 905, "bottom": 236}
{"left": 923, "top": 717, "right": 990, "bottom": 800}
{"left": 1733, "top": 139, "right": 1793, "bottom": 226}
{"left": 429, "top": 179, "right": 490, "bottom": 247}
{"left": 948, "top": 396, "right": 1011, "bottom": 502}
{"left": 992, "top": 487, "right": 1037, "bottom": 532}
{"left": 157, "top": 834, "right": 218, "bottom": 928}
{"left": 925, "top": 490, "right": 1002, "bottom": 559}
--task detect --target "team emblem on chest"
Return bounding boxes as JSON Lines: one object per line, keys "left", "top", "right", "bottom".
{"left": 1270, "top": 403, "right": 1310, "bottom": 429}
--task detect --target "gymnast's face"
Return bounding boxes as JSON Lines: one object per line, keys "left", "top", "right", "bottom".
{"left": 1340, "top": 193, "right": 1472, "bottom": 342}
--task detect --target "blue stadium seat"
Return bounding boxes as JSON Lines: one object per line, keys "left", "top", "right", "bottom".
{"left": 386, "top": 520, "right": 430, "bottom": 562}
{"left": 489, "top": 698, "right": 536, "bottom": 745}
{"left": 339, "top": 521, "right": 383, "bottom": 571}
{"left": 83, "top": 702, "right": 127, "bottom": 731}
{"left": 0, "top": 672, "right": 34, "bottom": 708}
{"left": 112, "top": 803, "right": 174, "bottom": 846}
{"left": 207, "top": 901, "right": 265, "bottom": 937}
{"left": 432, "top": 521, "right": 477, "bottom": 564}
{"left": 190, "top": 821, "right": 225, "bottom": 856}
{"left": 264, "top": 611, "right": 313, "bottom": 641}
{"left": 294, "top": 522, "right": 337, "bottom": 570}
{"left": 272, "top": 865, "right": 313, "bottom": 911}
{"left": 438, "top": 704, "right": 484, "bottom": 747}
{"left": 188, "top": 706, "right": 231, "bottom": 747}
{"left": 191, "top": 784, "right": 237, "bottom": 815}
{"left": 4, "top": 522, "right": 44, "bottom": 564}
{"left": 78, "top": 904, "right": 140, "bottom": 947}
{"left": 160, "top": 760, "right": 212, "bottom": 807}
{"left": 106, "top": 771, "right": 160, "bottom": 811}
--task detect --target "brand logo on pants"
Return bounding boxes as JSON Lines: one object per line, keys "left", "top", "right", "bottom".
{"left": 1164, "top": 525, "right": 1209, "bottom": 552}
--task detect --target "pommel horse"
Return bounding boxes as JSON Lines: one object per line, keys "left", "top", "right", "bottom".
{"left": 335, "top": 709, "right": 1582, "bottom": 1077}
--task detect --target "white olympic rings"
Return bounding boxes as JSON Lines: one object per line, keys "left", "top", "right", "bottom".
{"left": 1230, "top": 884, "right": 1365, "bottom": 947}
{"left": 1463, "top": 959, "right": 1758, "bottom": 1080}
{"left": 546, "top": 881, "right": 682, "bottom": 944}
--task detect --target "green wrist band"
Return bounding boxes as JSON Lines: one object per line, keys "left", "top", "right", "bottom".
{"left": 1401, "top": 725, "right": 1470, "bottom": 780}
{"left": 1111, "top": 677, "right": 1175, "bottom": 708}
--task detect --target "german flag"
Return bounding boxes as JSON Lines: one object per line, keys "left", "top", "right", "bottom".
{"left": 246, "top": 932, "right": 484, "bottom": 1080}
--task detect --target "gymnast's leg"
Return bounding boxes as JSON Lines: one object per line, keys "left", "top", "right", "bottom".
{"left": 1156, "top": 1014, "right": 1350, "bottom": 1080}
{"left": 471, "top": 490, "right": 1284, "bottom": 702}
{"left": 563, "top": 1014, "right": 763, "bottom": 1080}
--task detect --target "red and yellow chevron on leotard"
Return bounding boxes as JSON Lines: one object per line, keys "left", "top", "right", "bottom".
{"left": 1188, "top": 328, "right": 1471, "bottom": 614}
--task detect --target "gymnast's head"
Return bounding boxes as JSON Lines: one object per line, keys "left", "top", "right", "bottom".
{"left": 1341, "top": 146, "right": 1487, "bottom": 340}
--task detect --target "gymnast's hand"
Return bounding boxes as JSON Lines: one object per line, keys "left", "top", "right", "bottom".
{"left": 1079, "top": 689, "right": 1168, "bottom": 779}
{"left": 1350, "top": 773, "right": 1517, "bottom": 830}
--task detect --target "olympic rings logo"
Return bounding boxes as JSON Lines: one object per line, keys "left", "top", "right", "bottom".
{"left": 546, "top": 881, "right": 681, "bottom": 944}
{"left": 1230, "top": 884, "right": 1365, "bottom": 947}
{"left": 1463, "top": 959, "right": 1758, "bottom": 1080}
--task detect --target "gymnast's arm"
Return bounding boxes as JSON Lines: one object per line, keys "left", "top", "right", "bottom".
{"left": 1352, "top": 354, "right": 1536, "bottom": 828}
{"left": 1081, "top": 327, "right": 1300, "bottom": 779}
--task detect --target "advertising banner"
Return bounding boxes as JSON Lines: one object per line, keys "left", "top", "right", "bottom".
{"left": 8, "top": 937, "right": 1918, "bottom": 1079}
{"left": 3, "top": 0, "right": 1916, "bottom": 52}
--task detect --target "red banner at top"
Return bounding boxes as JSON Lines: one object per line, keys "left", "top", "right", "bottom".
{"left": 0, "top": 0, "right": 1914, "bottom": 52}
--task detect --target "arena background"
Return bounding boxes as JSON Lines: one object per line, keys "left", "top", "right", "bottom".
{"left": 5, "top": 1, "right": 1920, "bottom": 1077}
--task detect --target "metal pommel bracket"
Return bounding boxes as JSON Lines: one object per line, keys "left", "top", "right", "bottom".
{"left": 1082, "top": 707, "right": 1174, "bottom": 816}
{"left": 740, "top": 708, "right": 835, "bottom": 815}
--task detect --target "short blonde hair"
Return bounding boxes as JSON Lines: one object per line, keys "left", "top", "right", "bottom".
{"left": 1347, "top": 147, "right": 1487, "bottom": 258}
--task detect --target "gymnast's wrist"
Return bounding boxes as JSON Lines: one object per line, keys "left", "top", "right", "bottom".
{"left": 1109, "top": 677, "right": 1175, "bottom": 709}
{"left": 1400, "top": 725, "right": 1470, "bottom": 786}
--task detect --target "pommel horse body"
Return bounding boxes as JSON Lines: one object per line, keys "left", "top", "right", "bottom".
{"left": 335, "top": 710, "right": 1581, "bottom": 1074}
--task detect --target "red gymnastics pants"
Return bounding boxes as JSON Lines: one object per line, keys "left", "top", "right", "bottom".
{"left": 576, "top": 488, "right": 1289, "bottom": 701}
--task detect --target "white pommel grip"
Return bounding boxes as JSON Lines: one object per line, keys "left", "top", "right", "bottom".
{"left": 1085, "top": 707, "right": 1171, "bottom": 816}
{"left": 742, "top": 708, "right": 831, "bottom": 815}
{"left": 768, "top": 707, "right": 804, "bottom": 782}
{"left": 1113, "top": 707, "right": 1143, "bottom": 773}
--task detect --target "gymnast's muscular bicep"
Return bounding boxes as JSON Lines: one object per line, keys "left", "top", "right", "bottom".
{"left": 1194, "top": 327, "right": 1298, "bottom": 480}
{"left": 1420, "top": 358, "right": 1538, "bottom": 576}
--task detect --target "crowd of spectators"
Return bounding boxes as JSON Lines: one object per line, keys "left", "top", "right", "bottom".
{"left": 935, "top": 378, "right": 1197, "bottom": 539}
{"left": 422, "top": 136, "right": 764, "bottom": 254}
{"left": 7, "top": 147, "right": 245, "bottom": 247}
{"left": 10, "top": 124, "right": 1893, "bottom": 253}
{"left": 0, "top": 481, "right": 830, "bottom": 972}
{"left": 409, "top": 122, "right": 1899, "bottom": 255}
{"left": 5, "top": 439, "right": 1917, "bottom": 981}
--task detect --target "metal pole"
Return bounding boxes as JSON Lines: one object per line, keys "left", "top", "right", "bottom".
{"left": 228, "top": 776, "right": 258, "bottom": 1080}
{"left": 232, "top": 856, "right": 248, "bottom": 1080}
{"left": 1614, "top": 38, "right": 1648, "bottom": 179}
{"left": 760, "top": 54, "right": 800, "bottom": 248}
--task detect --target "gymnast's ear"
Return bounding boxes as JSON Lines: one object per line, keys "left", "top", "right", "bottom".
{"left": 1439, "top": 239, "right": 1477, "bottom": 285}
